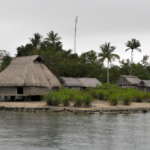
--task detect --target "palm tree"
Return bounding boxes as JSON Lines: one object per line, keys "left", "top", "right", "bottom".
{"left": 29, "top": 33, "right": 43, "bottom": 49}
{"left": 99, "top": 42, "right": 120, "bottom": 83}
{"left": 125, "top": 38, "right": 141, "bottom": 75}
{"left": 45, "top": 31, "right": 62, "bottom": 51}
{"left": 86, "top": 50, "right": 97, "bottom": 65}
{"left": 45, "top": 31, "right": 61, "bottom": 44}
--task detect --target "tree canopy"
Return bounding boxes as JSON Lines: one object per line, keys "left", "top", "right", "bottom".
{"left": 1, "top": 31, "right": 149, "bottom": 84}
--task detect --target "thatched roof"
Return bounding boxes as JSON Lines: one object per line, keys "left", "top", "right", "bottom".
{"left": 59, "top": 77, "right": 101, "bottom": 88}
{"left": 116, "top": 75, "right": 141, "bottom": 86}
{"left": 138, "top": 80, "right": 150, "bottom": 87}
{"left": 78, "top": 78, "right": 102, "bottom": 88}
{"left": 0, "top": 55, "right": 61, "bottom": 89}
{"left": 59, "top": 77, "right": 81, "bottom": 87}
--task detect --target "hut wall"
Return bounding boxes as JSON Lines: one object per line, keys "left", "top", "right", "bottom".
{"left": 121, "top": 86, "right": 138, "bottom": 89}
{"left": 70, "top": 87, "right": 80, "bottom": 90}
{"left": 0, "top": 87, "right": 17, "bottom": 94}
{"left": 139, "top": 87, "right": 150, "bottom": 92}
{"left": 24, "top": 87, "right": 49, "bottom": 95}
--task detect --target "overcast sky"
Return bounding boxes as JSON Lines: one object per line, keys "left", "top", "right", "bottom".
{"left": 0, "top": 0, "right": 150, "bottom": 66}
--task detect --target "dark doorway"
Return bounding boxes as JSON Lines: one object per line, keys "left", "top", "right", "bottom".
{"left": 11, "top": 96, "right": 15, "bottom": 101}
{"left": 17, "top": 87, "right": 23, "bottom": 94}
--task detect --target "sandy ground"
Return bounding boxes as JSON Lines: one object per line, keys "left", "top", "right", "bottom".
{"left": 0, "top": 100, "right": 150, "bottom": 110}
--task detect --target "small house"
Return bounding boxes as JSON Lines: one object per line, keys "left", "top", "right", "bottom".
{"left": 0, "top": 55, "right": 61, "bottom": 101}
{"left": 116, "top": 75, "right": 141, "bottom": 89}
{"left": 138, "top": 80, "right": 150, "bottom": 92}
{"left": 59, "top": 77, "right": 101, "bottom": 90}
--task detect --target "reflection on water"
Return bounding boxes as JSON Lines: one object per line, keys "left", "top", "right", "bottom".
{"left": 0, "top": 111, "right": 150, "bottom": 150}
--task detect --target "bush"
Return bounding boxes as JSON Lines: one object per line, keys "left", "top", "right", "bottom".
{"left": 85, "top": 86, "right": 93, "bottom": 91}
{"left": 122, "top": 94, "right": 133, "bottom": 105}
{"left": 43, "top": 91, "right": 61, "bottom": 106}
{"left": 88, "top": 90, "right": 97, "bottom": 99}
{"left": 96, "top": 83, "right": 101, "bottom": 90}
{"left": 145, "top": 93, "right": 150, "bottom": 100}
{"left": 96, "top": 90, "right": 105, "bottom": 100}
{"left": 135, "top": 93, "right": 144, "bottom": 102}
{"left": 100, "top": 83, "right": 120, "bottom": 90}
{"left": 109, "top": 94, "right": 119, "bottom": 105}
{"left": 103, "top": 90, "right": 111, "bottom": 100}
{"left": 74, "top": 95, "right": 84, "bottom": 107}
{"left": 83, "top": 94, "right": 93, "bottom": 106}
{"left": 62, "top": 95, "right": 70, "bottom": 106}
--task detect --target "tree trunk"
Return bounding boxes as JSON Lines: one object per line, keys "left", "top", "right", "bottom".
{"left": 130, "top": 50, "right": 133, "bottom": 75}
{"left": 107, "top": 59, "right": 109, "bottom": 83}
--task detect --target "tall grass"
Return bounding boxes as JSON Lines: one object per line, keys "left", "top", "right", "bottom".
{"left": 43, "top": 83, "right": 148, "bottom": 107}
{"left": 109, "top": 94, "right": 119, "bottom": 105}
{"left": 43, "top": 88, "right": 94, "bottom": 107}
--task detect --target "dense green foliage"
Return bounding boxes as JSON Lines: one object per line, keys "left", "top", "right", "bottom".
{"left": 0, "top": 50, "right": 12, "bottom": 72}
{"left": 43, "top": 83, "right": 150, "bottom": 107}
{"left": 1, "top": 31, "right": 150, "bottom": 84}
{"left": 43, "top": 88, "right": 94, "bottom": 107}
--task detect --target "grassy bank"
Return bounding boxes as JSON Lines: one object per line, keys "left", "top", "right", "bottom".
{"left": 43, "top": 83, "right": 150, "bottom": 106}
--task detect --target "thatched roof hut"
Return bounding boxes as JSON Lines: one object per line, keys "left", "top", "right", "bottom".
{"left": 138, "top": 80, "right": 150, "bottom": 87}
{"left": 116, "top": 75, "right": 141, "bottom": 88}
{"left": 138, "top": 80, "right": 150, "bottom": 92}
{"left": 59, "top": 77, "right": 101, "bottom": 89}
{"left": 0, "top": 55, "right": 61, "bottom": 97}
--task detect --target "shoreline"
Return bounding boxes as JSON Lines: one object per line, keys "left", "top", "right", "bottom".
{"left": 0, "top": 100, "right": 150, "bottom": 114}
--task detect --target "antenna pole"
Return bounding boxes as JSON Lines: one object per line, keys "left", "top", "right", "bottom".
{"left": 74, "top": 16, "right": 78, "bottom": 53}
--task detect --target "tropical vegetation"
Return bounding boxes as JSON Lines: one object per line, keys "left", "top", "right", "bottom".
{"left": 99, "top": 42, "right": 120, "bottom": 83}
{"left": 0, "top": 30, "right": 150, "bottom": 106}
{"left": 0, "top": 32, "right": 149, "bottom": 83}
{"left": 125, "top": 38, "right": 141, "bottom": 75}
{"left": 43, "top": 83, "right": 150, "bottom": 106}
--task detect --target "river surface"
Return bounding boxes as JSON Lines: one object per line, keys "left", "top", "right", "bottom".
{"left": 0, "top": 111, "right": 150, "bottom": 150}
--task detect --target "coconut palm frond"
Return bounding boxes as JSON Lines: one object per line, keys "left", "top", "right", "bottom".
{"left": 125, "top": 48, "right": 130, "bottom": 51}
{"left": 99, "top": 57, "right": 105, "bottom": 62}
{"left": 135, "top": 48, "right": 141, "bottom": 52}
{"left": 111, "top": 54, "right": 120, "bottom": 60}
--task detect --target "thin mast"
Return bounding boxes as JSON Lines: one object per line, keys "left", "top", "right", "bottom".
{"left": 74, "top": 16, "right": 78, "bottom": 53}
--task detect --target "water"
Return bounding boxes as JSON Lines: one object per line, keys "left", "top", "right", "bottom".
{"left": 0, "top": 111, "right": 150, "bottom": 150}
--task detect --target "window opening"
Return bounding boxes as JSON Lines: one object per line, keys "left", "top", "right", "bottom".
{"left": 17, "top": 87, "right": 23, "bottom": 94}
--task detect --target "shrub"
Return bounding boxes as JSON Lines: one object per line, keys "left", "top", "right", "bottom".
{"left": 96, "top": 90, "right": 105, "bottom": 100}
{"left": 83, "top": 94, "right": 94, "bottom": 106}
{"left": 43, "top": 91, "right": 61, "bottom": 106}
{"left": 60, "top": 88, "right": 77, "bottom": 101}
{"left": 109, "top": 94, "right": 119, "bottom": 105}
{"left": 135, "top": 93, "right": 144, "bottom": 102}
{"left": 146, "top": 93, "right": 150, "bottom": 99}
{"left": 62, "top": 95, "right": 70, "bottom": 106}
{"left": 103, "top": 90, "right": 111, "bottom": 100}
{"left": 122, "top": 94, "right": 133, "bottom": 105}
{"left": 100, "top": 83, "right": 120, "bottom": 90}
{"left": 88, "top": 90, "right": 97, "bottom": 99}
{"left": 85, "top": 87, "right": 93, "bottom": 91}
{"left": 74, "top": 95, "right": 84, "bottom": 107}
{"left": 96, "top": 83, "right": 101, "bottom": 90}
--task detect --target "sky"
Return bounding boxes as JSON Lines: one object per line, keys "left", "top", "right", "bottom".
{"left": 0, "top": 0, "right": 150, "bottom": 66}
